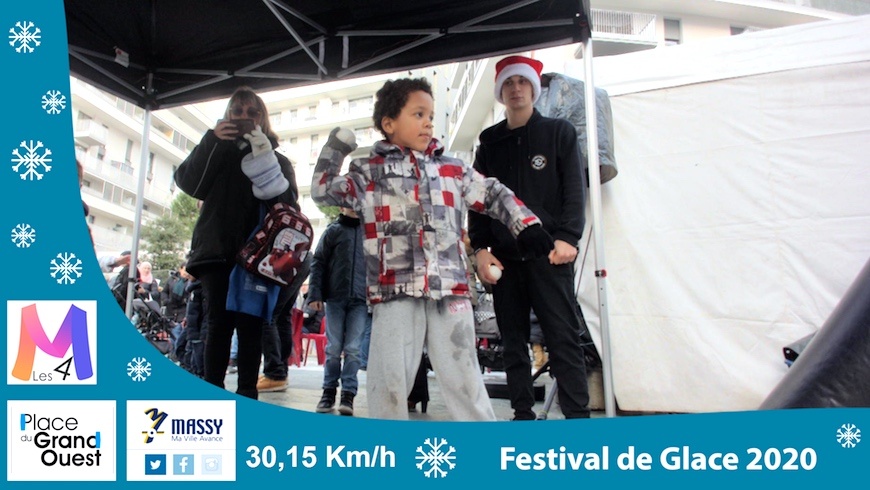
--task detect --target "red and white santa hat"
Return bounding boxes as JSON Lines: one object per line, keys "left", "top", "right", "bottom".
{"left": 494, "top": 55, "right": 544, "bottom": 103}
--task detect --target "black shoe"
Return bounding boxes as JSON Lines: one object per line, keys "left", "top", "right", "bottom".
{"left": 316, "top": 388, "right": 337, "bottom": 413}
{"left": 338, "top": 391, "right": 355, "bottom": 416}
{"left": 510, "top": 410, "right": 537, "bottom": 421}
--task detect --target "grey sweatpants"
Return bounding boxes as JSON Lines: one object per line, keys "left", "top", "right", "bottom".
{"left": 366, "top": 296, "right": 497, "bottom": 421}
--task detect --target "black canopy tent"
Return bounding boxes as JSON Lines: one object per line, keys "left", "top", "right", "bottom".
{"left": 64, "top": 0, "right": 616, "bottom": 416}
{"left": 65, "top": 0, "right": 591, "bottom": 109}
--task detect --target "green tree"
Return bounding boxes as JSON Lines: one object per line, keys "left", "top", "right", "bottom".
{"left": 171, "top": 192, "right": 199, "bottom": 237}
{"left": 318, "top": 204, "right": 341, "bottom": 222}
{"left": 139, "top": 192, "right": 199, "bottom": 272}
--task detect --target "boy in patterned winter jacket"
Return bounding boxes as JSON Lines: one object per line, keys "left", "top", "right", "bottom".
{"left": 311, "top": 78, "right": 554, "bottom": 421}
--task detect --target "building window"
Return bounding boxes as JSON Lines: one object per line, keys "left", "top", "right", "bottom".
{"left": 124, "top": 139, "right": 134, "bottom": 164}
{"left": 731, "top": 25, "right": 746, "bottom": 36}
{"left": 172, "top": 131, "right": 193, "bottom": 152}
{"left": 349, "top": 96, "right": 373, "bottom": 113}
{"left": 310, "top": 134, "right": 320, "bottom": 161}
{"left": 170, "top": 165, "right": 177, "bottom": 192}
{"left": 664, "top": 18, "right": 681, "bottom": 45}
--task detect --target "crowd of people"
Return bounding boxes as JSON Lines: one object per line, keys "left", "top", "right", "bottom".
{"left": 102, "top": 55, "right": 594, "bottom": 421}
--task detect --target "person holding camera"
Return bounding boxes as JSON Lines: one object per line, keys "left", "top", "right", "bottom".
{"left": 174, "top": 86, "right": 300, "bottom": 400}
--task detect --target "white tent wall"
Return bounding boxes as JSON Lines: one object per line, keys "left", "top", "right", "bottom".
{"left": 572, "top": 16, "right": 870, "bottom": 412}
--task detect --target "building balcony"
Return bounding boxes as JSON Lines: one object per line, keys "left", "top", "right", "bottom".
{"left": 577, "top": 9, "right": 658, "bottom": 58}
{"left": 74, "top": 119, "right": 108, "bottom": 148}
{"left": 446, "top": 58, "right": 496, "bottom": 153}
{"left": 79, "top": 153, "right": 172, "bottom": 216}
{"left": 273, "top": 108, "right": 374, "bottom": 136}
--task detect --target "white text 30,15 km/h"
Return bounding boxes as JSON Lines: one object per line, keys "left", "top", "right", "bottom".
{"left": 246, "top": 445, "right": 396, "bottom": 470}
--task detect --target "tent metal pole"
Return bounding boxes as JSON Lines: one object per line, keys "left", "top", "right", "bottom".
{"left": 124, "top": 76, "right": 154, "bottom": 319}
{"left": 582, "top": 38, "right": 616, "bottom": 418}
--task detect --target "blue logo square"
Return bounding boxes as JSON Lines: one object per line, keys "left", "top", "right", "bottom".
{"left": 145, "top": 454, "right": 166, "bottom": 475}
{"left": 173, "top": 454, "right": 195, "bottom": 475}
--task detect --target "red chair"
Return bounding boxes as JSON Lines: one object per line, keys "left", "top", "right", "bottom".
{"left": 287, "top": 308, "right": 304, "bottom": 368}
{"left": 302, "top": 316, "right": 327, "bottom": 366}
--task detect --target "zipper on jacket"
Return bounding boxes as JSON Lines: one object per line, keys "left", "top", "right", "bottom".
{"left": 191, "top": 142, "right": 220, "bottom": 197}
{"left": 349, "top": 226, "right": 358, "bottom": 296}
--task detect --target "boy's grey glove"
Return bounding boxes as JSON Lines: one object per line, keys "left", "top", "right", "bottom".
{"left": 244, "top": 128, "right": 273, "bottom": 158}
{"left": 516, "top": 225, "right": 554, "bottom": 259}
{"left": 326, "top": 127, "right": 357, "bottom": 156}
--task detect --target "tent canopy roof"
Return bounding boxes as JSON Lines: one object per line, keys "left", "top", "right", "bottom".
{"left": 65, "top": 0, "right": 590, "bottom": 109}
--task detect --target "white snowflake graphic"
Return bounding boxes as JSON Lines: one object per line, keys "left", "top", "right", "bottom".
{"left": 41, "top": 90, "right": 66, "bottom": 114}
{"left": 127, "top": 357, "right": 152, "bottom": 382}
{"left": 12, "top": 140, "right": 53, "bottom": 180}
{"left": 837, "top": 423, "right": 861, "bottom": 448}
{"left": 11, "top": 223, "right": 36, "bottom": 248}
{"left": 49, "top": 252, "right": 83, "bottom": 284}
{"left": 8, "top": 21, "right": 41, "bottom": 53}
{"left": 415, "top": 437, "right": 456, "bottom": 478}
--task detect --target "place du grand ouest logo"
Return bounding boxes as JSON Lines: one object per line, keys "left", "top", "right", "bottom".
{"left": 6, "top": 400, "right": 117, "bottom": 481}
{"left": 7, "top": 301, "right": 98, "bottom": 385}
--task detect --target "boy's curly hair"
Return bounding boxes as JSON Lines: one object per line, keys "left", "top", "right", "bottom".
{"left": 373, "top": 78, "right": 433, "bottom": 139}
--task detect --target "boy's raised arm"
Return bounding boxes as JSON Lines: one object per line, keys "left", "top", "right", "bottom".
{"left": 311, "top": 127, "right": 361, "bottom": 209}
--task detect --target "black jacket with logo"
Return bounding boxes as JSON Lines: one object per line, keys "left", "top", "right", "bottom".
{"left": 468, "top": 109, "right": 587, "bottom": 260}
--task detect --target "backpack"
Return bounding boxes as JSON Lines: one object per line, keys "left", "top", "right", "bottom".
{"left": 236, "top": 202, "right": 313, "bottom": 287}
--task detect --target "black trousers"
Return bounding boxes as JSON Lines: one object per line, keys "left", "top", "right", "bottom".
{"left": 261, "top": 256, "right": 310, "bottom": 380}
{"left": 200, "top": 263, "right": 264, "bottom": 400}
{"left": 492, "top": 257, "right": 590, "bottom": 418}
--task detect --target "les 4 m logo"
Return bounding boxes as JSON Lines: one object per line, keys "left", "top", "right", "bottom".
{"left": 7, "top": 301, "right": 98, "bottom": 385}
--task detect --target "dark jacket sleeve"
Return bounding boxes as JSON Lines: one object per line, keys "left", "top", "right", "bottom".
{"left": 307, "top": 225, "right": 333, "bottom": 303}
{"left": 160, "top": 277, "right": 173, "bottom": 305}
{"left": 553, "top": 120, "right": 587, "bottom": 245}
{"left": 467, "top": 142, "right": 497, "bottom": 251}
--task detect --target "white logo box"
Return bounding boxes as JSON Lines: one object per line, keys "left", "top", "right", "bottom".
{"left": 7, "top": 400, "right": 116, "bottom": 481}
{"left": 126, "top": 400, "right": 236, "bottom": 481}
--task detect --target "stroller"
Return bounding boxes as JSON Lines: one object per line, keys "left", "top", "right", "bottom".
{"left": 109, "top": 266, "right": 177, "bottom": 357}
{"left": 473, "top": 288, "right": 602, "bottom": 374}
{"left": 131, "top": 297, "right": 178, "bottom": 358}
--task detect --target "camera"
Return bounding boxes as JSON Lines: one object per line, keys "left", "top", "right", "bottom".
{"left": 232, "top": 119, "right": 256, "bottom": 139}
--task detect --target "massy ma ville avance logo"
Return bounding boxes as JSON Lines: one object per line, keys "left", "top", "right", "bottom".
{"left": 7, "top": 301, "right": 98, "bottom": 385}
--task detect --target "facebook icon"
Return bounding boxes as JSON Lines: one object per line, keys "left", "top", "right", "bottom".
{"left": 173, "top": 454, "right": 195, "bottom": 475}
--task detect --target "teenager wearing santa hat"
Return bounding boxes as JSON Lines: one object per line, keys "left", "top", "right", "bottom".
{"left": 468, "top": 55, "right": 591, "bottom": 420}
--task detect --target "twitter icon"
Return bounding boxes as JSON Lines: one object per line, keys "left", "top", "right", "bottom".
{"left": 145, "top": 454, "right": 167, "bottom": 475}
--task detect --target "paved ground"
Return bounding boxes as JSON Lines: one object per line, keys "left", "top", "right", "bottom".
{"left": 225, "top": 360, "right": 608, "bottom": 421}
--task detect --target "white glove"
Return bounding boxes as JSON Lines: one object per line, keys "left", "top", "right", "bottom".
{"left": 241, "top": 135, "right": 289, "bottom": 200}
{"left": 244, "top": 128, "right": 273, "bottom": 158}
{"left": 326, "top": 127, "right": 358, "bottom": 155}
